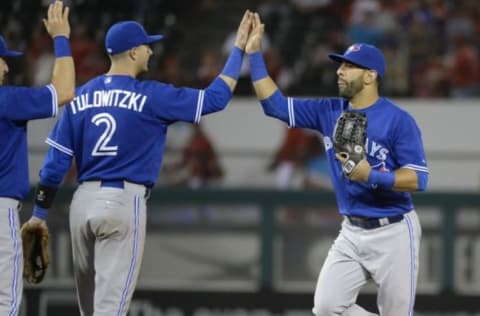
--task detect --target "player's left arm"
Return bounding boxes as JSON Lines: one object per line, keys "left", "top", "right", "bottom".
{"left": 389, "top": 113, "right": 429, "bottom": 192}
{"left": 347, "top": 113, "right": 429, "bottom": 192}
{"left": 347, "top": 159, "right": 428, "bottom": 192}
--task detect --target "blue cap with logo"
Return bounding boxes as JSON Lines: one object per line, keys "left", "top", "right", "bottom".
{"left": 328, "top": 43, "right": 385, "bottom": 78}
{"left": 105, "top": 21, "right": 163, "bottom": 55}
{"left": 0, "top": 35, "right": 22, "bottom": 57}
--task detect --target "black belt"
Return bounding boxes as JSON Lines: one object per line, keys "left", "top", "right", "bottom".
{"left": 347, "top": 214, "right": 404, "bottom": 229}
{"left": 100, "top": 180, "right": 151, "bottom": 199}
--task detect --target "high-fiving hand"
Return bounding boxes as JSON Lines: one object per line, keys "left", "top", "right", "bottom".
{"left": 245, "top": 13, "right": 264, "bottom": 54}
{"left": 234, "top": 10, "right": 253, "bottom": 50}
{"left": 44, "top": 0, "right": 71, "bottom": 39}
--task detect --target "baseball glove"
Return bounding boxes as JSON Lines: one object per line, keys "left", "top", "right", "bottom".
{"left": 21, "top": 222, "right": 50, "bottom": 284}
{"left": 333, "top": 110, "right": 367, "bottom": 175}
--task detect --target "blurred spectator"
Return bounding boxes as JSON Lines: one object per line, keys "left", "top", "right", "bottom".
{"left": 448, "top": 35, "right": 480, "bottom": 98}
{"left": 302, "top": 131, "right": 331, "bottom": 190}
{"left": 196, "top": 49, "right": 222, "bottom": 87}
{"left": 347, "top": 9, "right": 384, "bottom": 46}
{"left": 268, "top": 127, "right": 309, "bottom": 189}
{"left": 412, "top": 53, "right": 449, "bottom": 97}
{"left": 2, "top": 0, "right": 480, "bottom": 98}
{"left": 162, "top": 124, "right": 223, "bottom": 189}
{"left": 26, "top": 19, "right": 53, "bottom": 86}
{"left": 156, "top": 55, "right": 187, "bottom": 86}
{"left": 70, "top": 22, "right": 106, "bottom": 84}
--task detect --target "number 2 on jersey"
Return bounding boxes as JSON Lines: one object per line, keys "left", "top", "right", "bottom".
{"left": 91, "top": 112, "right": 118, "bottom": 156}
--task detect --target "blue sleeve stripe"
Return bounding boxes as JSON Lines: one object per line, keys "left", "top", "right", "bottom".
{"left": 195, "top": 90, "right": 205, "bottom": 123}
{"left": 46, "top": 138, "right": 74, "bottom": 156}
{"left": 288, "top": 97, "right": 295, "bottom": 127}
{"left": 46, "top": 84, "right": 58, "bottom": 117}
{"left": 403, "top": 164, "right": 429, "bottom": 173}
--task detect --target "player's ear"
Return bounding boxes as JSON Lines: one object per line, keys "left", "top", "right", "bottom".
{"left": 364, "top": 70, "right": 377, "bottom": 84}
{"left": 128, "top": 47, "right": 138, "bottom": 61}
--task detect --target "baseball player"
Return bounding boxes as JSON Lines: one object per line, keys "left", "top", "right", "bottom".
{"left": 0, "top": 1, "right": 74, "bottom": 315}
{"left": 24, "top": 11, "right": 253, "bottom": 316}
{"left": 246, "top": 13, "right": 428, "bottom": 316}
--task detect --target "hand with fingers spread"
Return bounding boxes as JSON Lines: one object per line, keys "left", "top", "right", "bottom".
{"left": 44, "top": 0, "right": 71, "bottom": 39}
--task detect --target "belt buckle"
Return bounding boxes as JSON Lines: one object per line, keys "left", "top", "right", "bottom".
{"left": 378, "top": 217, "right": 390, "bottom": 226}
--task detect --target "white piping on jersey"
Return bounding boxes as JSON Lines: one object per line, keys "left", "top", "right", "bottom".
{"left": 404, "top": 213, "right": 416, "bottom": 316}
{"left": 46, "top": 84, "right": 58, "bottom": 117}
{"left": 46, "top": 138, "right": 74, "bottom": 156}
{"left": 117, "top": 195, "right": 141, "bottom": 316}
{"left": 287, "top": 97, "right": 294, "bottom": 127}
{"left": 8, "top": 208, "right": 21, "bottom": 316}
{"left": 195, "top": 90, "right": 205, "bottom": 123}
{"left": 403, "top": 164, "right": 429, "bottom": 173}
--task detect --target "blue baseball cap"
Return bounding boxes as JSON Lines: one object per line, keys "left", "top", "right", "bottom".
{"left": 328, "top": 43, "right": 385, "bottom": 78}
{"left": 0, "top": 35, "right": 22, "bottom": 57}
{"left": 105, "top": 21, "right": 163, "bottom": 55}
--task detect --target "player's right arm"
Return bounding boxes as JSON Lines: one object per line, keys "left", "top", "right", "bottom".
{"left": 217, "top": 10, "right": 253, "bottom": 91}
{"left": 245, "top": 13, "right": 324, "bottom": 130}
{"left": 27, "top": 110, "right": 75, "bottom": 224}
{"left": 44, "top": 0, "right": 75, "bottom": 106}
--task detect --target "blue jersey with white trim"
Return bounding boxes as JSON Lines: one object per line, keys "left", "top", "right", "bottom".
{"left": 284, "top": 96, "right": 428, "bottom": 218}
{"left": 44, "top": 75, "right": 231, "bottom": 187}
{"left": 0, "top": 85, "right": 57, "bottom": 199}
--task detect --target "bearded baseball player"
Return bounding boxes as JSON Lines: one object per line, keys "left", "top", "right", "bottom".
{"left": 0, "top": 1, "right": 74, "bottom": 314}
{"left": 23, "top": 11, "right": 253, "bottom": 316}
{"left": 246, "top": 13, "right": 428, "bottom": 316}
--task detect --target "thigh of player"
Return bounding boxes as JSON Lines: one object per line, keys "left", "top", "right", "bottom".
{"left": 367, "top": 211, "right": 422, "bottom": 316}
{"left": 70, "top": 186, "right": 147, "bottom": 315}
{"left": 0, "top": 201, "right": 23, "bottom": 316}
{"left": 312, "top": 225, "right": 370, "bottom": 315}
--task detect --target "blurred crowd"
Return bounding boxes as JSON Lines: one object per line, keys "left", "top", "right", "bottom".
{"left": 0, "top": 0, "right": 479, "bottom": 98}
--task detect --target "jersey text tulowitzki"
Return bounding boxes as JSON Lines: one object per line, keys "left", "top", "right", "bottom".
{"left": 69, "top": 90, "right": 147, "bottom": 114}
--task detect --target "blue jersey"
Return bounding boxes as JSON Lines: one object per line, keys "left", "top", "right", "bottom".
{"left": 263, "top": 93, "right": 428, "bottom": 217}
{"left": 41, "top": 75, "right": 232, "bottom": 188}
{"left": 0, "top": 85, "right": 58, "bottom": 199}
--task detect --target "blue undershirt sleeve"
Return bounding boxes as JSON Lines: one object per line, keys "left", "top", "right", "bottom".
{"left": 416, "top": 170, "right": 428, "bottom": 191}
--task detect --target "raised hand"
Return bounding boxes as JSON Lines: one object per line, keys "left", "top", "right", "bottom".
{"left": 234, "top": 10, "right": 253, "bottom": 50}
{"left": 44, "top": 1, "right": 71, "bottom": 39}
{"left": 245, "top": 13, "right": 264, "bottom": 54}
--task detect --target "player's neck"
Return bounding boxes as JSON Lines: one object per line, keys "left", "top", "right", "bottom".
{"left": 349, "top": 89, "right": 379, "bottom": 109}
{"left": 106, "top": 63, "right": 138, "bottom": 78}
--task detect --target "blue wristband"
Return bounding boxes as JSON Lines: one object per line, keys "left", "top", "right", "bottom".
{"left": 53, "top": 36, "right": 71, "bottom": 58}
{"left": 249, "top": 51, "right": 269, "bottom": 82}
{"left": 367, "top": 169, "right": 395, "bottom": 190}
{"left": 221, "top": 47, "right": 244, "bottom": 79}
{"left": 33, "top": 205, "right": 49, "bottom": 220}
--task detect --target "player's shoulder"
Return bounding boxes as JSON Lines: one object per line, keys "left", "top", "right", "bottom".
{"left": 300, "top": 96, "right": 345, "bottom": 109}
{"left": 138, "top": 80, "right": 184, "bottom": 97}
{"left": 379, "top": 97, "right": 413, "bottom": 117}
{"left": 379, "top": 97, "right": 419, "bottom": 128}
{"left": 76, "top": 75, "right": 106, "bottom": 91}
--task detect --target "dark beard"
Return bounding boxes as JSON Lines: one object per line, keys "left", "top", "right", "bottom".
{"left": 339, "top": 78, "right": 364, "bottom": 99}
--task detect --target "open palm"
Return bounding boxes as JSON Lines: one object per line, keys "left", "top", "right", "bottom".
{"left": 245, "top": 13, "right": 264, "bottom": 54}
